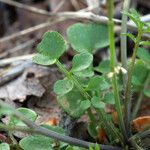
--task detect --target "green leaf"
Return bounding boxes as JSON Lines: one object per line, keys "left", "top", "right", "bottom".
{"left": 143, "top": 25, "right": 150, "bottom": 33}
{"left": 121, "top": 33, "right": 136, "bottom": 42}
{"left": 73, "top": 66, "right": 94, "bottom": 78}
{"left": 132, "top": 60, "right": 148, "bottom": 91}
{"left": 80, "top": 99, "right": 91, "bottom": 111}
{"left": 66, "top": 146, "right": 85, "bottom": 150}
{"left": 54, "top": 79, "right": 74, "bottom": 95}
{"left": 9, "top": 108, "right": 37, "bottom": 126}
{"left": 57, "top": 88, "right": 89, "bottom": 118}
{"left": 0, "top": 103, "right": 14, "bottom": 117}
{"left": 137, "top": 48, "right": 150, "bottom": 65}
{"left": 87, "top": 76, "right": 110, "bottom": 91}
{"left": 140, "top": 41, "right": 150, "bottom": 46}
{"left": 0, "top": 143, "right": 10, "bottom": 150}
{"left": 89, "top": 145, "right": 93, "bottom": 150}
{"left": 91, "top": 96, "right": 106, "bottom": 109}
{"left": 19, "top": 135, "right": 53, "bottom": 150}
{"left": 143, "top": 89, "right": 150, "bottom": 98}
{"left": 41, "top": 124, "right": 64, "bottom": 135}
{"left": 33, "top": 53, "right": 56, "bottom": 66}
{"left": 71, "top": 53, "right": 93, "bottom": 72}
{"left": 19, "top": 124, "right": 65, "bottom": 150}
{"left": 67, "top": 23, "right": 109, "bottom": 53}
{"left": 87, "top": 122, "right": 98, "bottom": 139}
{"left": 122, "top": 9, "right": 143, "bottom": 28}
{"left": 95, "top": 144, "right": 100, "bottom": 150}
{"left": 132, "top": 76, "right": 142, "bottom": 86}
{"left": 103, "top": 93, "right": 115, "bottom": 105}
{"left": 37, "top": 31, "right": 66, "bottom": 59}
{"left": 94, "top": 60, "right": 110, "bottom": 74}
{"left": 66, "top": 146, "right": 74, "bottom": 150}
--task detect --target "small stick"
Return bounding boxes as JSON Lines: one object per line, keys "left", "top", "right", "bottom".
{"left": 0, "top": 0, "right": 51, "bottom": 16}
{"left": 0, "top": 61, "right": 32, "bottom": 86}
{"left": 7, "top": 40, "right": 35, "bottom": 53}
{"left": 0, "top": 18, "right": 65, "bottom": 43}
{"left": 0, "top": 54, "right": 35, "bottom": 66}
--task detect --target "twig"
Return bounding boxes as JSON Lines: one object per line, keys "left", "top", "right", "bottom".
{"left": 70, "top": 0, "right": 81, "bottom": 10}
{"left": 0, "top": 101, "right": 121, "bottom": 150}
{"left": 0, "top": 0, "right": 51, "bottom": 16}
{"left": 0, "top": 54, "right": 35, "bottom": 66}
{"left": 7, "top": 40, "right": 35, "bottom": 53}
{"left": 0, "top": 61, "right": 31, "bottom": 86}
{"left": 52, "top": 0, "right": 66, "bottom": 13}
{"left": 120, "top": 0, "right": 131, "bottom": 88}
{"left": 0, "top": 18, "right": 65, "bottom": 43}
{"left": 1, "top": 0, "right": 150, "bottom": 43}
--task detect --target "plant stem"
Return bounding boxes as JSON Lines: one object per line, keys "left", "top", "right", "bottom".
{"left": 124, "top": 30, "right": 143, "bottom": 136}
{"left": 55, "top": 60, "right": 121, "bottom": 143}
{"left": 121, "top": 0, "right": 131, "bottom": 87}
{"left": 107, "top": 0, "right": 127, "bottom": 141}
{"left": 55, "top": 60, "right": 96, "bottom": 123}
{"left": 97, "top": 109, "right": 124, "bottom": 146}
{"left": 56, "top": 60, "right": 90, "bottom": 99}
{"left": 132, "top": 72, "right": 150, "bottom": 119}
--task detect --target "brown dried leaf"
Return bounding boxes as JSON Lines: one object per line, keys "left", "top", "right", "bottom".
{"left": 132, "top": 116, "right": 150, "bottom": 132}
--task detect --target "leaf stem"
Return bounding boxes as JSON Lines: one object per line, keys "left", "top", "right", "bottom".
{"left": 56, "top": 60, "right": 90, "bottom": 99}
{"left": 55, "top": 60, "right": 96, "bottom": 123}
{"left": 107, "top": 0, "right": 127, "bottom": 141}
{"left": 124, "top": 30, "right": 143, "bottom": 136}
{"left": 120, "top": 0, "right": 131, "bottom": 87}
{"left": 132, "top": 72, "right": 150, "bottom": 119}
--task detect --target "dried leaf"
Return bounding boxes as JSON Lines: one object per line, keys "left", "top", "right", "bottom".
{"left": 98, "top": 128, "right": 106, "bottom": 143}
{"left": 44, "top": 118, "right": 58, "bottom": 126}
{"left": 132, "top": 116, "right": 150, "bottom": 132}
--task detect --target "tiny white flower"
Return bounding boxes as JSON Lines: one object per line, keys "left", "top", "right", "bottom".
{"left": 107, "top": 72, "right": 114, "bottom": 78}
{"left": 120, "top": 67, "right": 127, "bottom": 74}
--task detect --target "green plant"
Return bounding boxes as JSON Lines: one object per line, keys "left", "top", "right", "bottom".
{"left": 0, "top": 1, "right": 149, "bottom": 150}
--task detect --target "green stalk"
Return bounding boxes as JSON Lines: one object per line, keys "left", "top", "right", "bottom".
{"left": 107, "top": 0, "right": 127, "bottom": 141}
{"left": 132, "top": 72, "right": 150, "bottom": 119}
{"left": 121, "top": 0, "right": 131, "bottom": 87}
{"left": 97, "top": 109, "right": 124, "bottom": 146}
{"left": 55, "top": 60, "right": 96, "bottom": 123}
{"left": 124, "top": 30, "right": 143, "bottom": 135}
